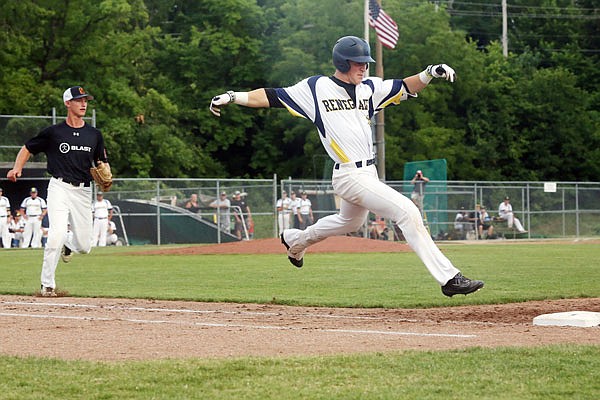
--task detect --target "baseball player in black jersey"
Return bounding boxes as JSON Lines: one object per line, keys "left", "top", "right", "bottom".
{"left": 7, "top": 86, "right": 109, "bottom": 297}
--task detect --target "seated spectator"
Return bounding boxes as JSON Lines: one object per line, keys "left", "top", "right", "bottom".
{"left": 454, "top": 207, "right": 467, "bottom": 232}
{"left": 480, "top": 206, "right": 495, "bottom": 239}
{"left": 498, "top": 196, "right": 527, "bottom": 233}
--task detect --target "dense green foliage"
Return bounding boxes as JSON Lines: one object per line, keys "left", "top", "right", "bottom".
{"left": 1, "top": 0, "right": 598, "bottom": 180}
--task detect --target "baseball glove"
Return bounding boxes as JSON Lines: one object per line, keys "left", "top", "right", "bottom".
{"left": 90, "top": 161, "right": 113, "bottom": 192}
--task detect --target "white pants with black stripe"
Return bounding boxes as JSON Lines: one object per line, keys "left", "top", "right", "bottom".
{"left": 283, "top": 163, "right": 460, "bottom": 286}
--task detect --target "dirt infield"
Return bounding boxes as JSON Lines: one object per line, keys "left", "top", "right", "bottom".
{"left": 1, "top": 237, "right": 598, "bottom": 361}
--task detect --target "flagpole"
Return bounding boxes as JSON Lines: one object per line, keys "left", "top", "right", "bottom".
{"left": 364, "top": 0, "right": 370, "bottom": 78}
{"left": 375, "top": 31, "right": 386, "bottom": 181}
{"left": 374, "top": 0, "right": 386, "bottom": 180}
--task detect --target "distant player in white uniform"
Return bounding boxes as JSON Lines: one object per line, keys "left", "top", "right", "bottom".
{"left": 106, "top": 219, "right": 119, "bottom": 246}
{"left": 210, "top": 36, "right": 483, "bottom": 297}
{"left": 92, "top": 192, "right": 113, "bottom": 246}
{"left": 9, "top": 212, "right": 26, "bottom": 248}
{"left": 7, "top": 85, "right": 109, "bottom": 297}
{"left": 0, "top": 188, "right": 11, "bottom": 248}
{"left": 276, "top": 190, "right": 292, "bottom": 235}
{"left": 19, "top": 187, "right": 47, "bottom": 248}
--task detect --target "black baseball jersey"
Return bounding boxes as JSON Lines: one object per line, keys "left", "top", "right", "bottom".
{"left": 25, "top": 121, "right": 108, "bottom": 184}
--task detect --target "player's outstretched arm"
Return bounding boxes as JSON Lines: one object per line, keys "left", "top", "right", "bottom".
{"left": 210, "top": 88, "right": 269, "bottom": 117}
{"left": 6, "top": 145, "right": 32, "bottom": 182}
{"left": 403, "top": 64, "right": 456, "bottom": 95}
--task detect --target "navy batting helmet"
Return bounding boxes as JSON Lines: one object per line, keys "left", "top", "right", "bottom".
{"left": 332, "top": 36, "right": 375, "bottom": 73}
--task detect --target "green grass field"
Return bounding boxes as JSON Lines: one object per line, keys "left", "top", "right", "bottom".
{"left": 0, "top": 241, "right": 598, "bottom": 399}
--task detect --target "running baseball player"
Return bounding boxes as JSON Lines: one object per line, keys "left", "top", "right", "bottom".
{"left": 210, "top": 36, "right": 484, "bottom": 297}
{"left": 92, "top": 191, "right": 113, "bottom": 246}
{"left": 19, "top": 187, "right": 47, "bottom": 248}
{"left": 7, "top": 85, "right": 110, "bottom": 297}
{"left": 0, "top": 188, "right": 11, "bottom": 248}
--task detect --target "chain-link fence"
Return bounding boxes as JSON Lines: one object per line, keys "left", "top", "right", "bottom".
{"left": 4, "top": 177, "right": 597, "bottom": 245}
{"left": 282, "top": 179, "right": 600, "bottom": 241}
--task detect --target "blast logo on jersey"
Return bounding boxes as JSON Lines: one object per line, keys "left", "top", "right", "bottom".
{"left": 59, "top": 143, "right": 92, "bottom": 154}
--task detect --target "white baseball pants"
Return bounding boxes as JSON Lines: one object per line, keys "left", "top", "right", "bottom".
{"left": 278, "top": 212, "right": 291, "bottom": 235}
{"left": 505, "top": 213, "right": 525, "bottom": 232}
{"left": 41, "top": 178, "right": 93, "bottom": 289}
{"left": 0, "top": 216, "right": 10, "bottom": 248}
{"left": 21, "top": 216, "right": 43, "bottom": 248}
{"left": 284, "top": 164, "right": 459, "bottom": 285}
{"left": 92, "top": 218, "right": 109, "bottom": 246}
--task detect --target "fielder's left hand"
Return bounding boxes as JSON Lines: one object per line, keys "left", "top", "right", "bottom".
{"left": 427, "top": 64, "right": 456, "bottom": 82}
{"left": 209, "top": 91, "right": 235, "bottom": 117}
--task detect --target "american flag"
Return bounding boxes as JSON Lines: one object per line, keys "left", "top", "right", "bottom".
{"left": 368, "top": 0, "right": 399, "bottom": 49}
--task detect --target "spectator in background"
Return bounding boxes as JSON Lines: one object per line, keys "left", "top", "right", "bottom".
{"left": 231, "top": 190, "right": 252, "bottom": 240}
{"left": 453, "top": 207, "right": 467, "bottom": 239}
{"left": 185, "top": 193, "right": 201, "bottom": 213}
{"left": 297, "top": 191, "right": 314, "bottom": 230}
{"left": 0, "top": 187, "right": 11, "bottom": 248}
{"left": 210, "top": 191, "right": 231, "bottom": 233}
{"left": 480, "top": 206, "right": 495, "bottom": 239}
{"left": 498, "top": 196, "right": 527, "bottom": 233}
{"left": 276, "top": 190, "right": 292, "bottom": 236}
{"left": 20, "top": 187, "right": 47, "bottom": 248}
{"left": 410, "top": 170, "right": 430, "bottom": 214}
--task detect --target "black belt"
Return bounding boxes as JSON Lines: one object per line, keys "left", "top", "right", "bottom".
{"left": 334, "top": 158, "right": 375, "bottom": 170}
{"left": 28, "top": 214, "right": 40, "bottom": 217}
{"left": 95, "top": 217, "right": 107, "bottom": 220}
{"left": 55, "top": 177, "right": 91, "bottom": 187}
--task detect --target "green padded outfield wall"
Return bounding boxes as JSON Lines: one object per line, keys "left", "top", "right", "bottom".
{"left": 403, "top": 159, "right": 448, "bottom": 237}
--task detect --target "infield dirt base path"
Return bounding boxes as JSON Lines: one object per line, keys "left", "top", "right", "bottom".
{"left": 1, "top": 237, "right": 598, "bottom": 361}
{"left": 1, "top": 296, "right": 598, "bottom": 361}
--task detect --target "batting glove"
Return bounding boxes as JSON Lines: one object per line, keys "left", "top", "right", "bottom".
{"left": 209, "top": 90, "right": 235, "bottom": 117}
{"left": 426, "top": 64, "right": 456, "bottom": 83}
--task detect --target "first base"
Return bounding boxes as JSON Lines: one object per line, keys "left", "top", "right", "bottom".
{"left": 533, "top": 311, "right": 600, "bottom": 328}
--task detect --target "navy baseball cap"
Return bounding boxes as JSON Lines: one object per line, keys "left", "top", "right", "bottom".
{"left": 63, "top": 86, "right": 94, "bottom": 102}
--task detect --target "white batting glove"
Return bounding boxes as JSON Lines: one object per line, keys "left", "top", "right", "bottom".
{"left": 427, "top": 64, "right": 456, "bottom": 82}
{"left": 209, "top": 90, "right": 235, "bottom": 117}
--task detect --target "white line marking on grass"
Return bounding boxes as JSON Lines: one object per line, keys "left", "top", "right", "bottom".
{"left": 0, "top": 312, "right": 476, "bottom": 339}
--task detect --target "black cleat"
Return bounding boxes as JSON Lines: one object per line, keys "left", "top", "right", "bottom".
{"left": 441, "top": 273, "right": 484, "bottom": 297}
{"left": 61, "top": 245, "right": 72, "bottom": 263}
{"left": 280, "top": 233, "right": 303, "bottom": 268}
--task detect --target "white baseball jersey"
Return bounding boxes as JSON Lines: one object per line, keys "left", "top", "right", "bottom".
{"left": 498, "top": 202, "right": 513, "bottom": 217}
{"left": 276, "top": 197, "right": 292, "bottom": 214}
{"left": 93, "top": 198, "right": 113, "bottom": 219}
{"left": 298, "top": 198, "right": 312, "bottom": 215}
{"left": 20, "top": 196, "right": 47, "bottom": 216}
{"left": 273, "top": 76, "right": 412, "bottom": 163}
{"left": 0, "top": 196, "right": 10, "bottom": 217}
{"left": 290, "top": 197, "right": 301, "bottom": 215}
